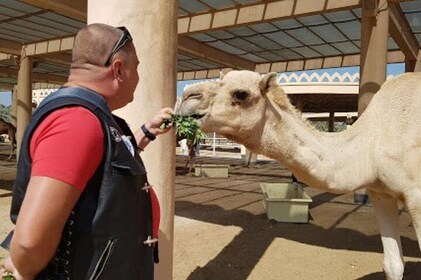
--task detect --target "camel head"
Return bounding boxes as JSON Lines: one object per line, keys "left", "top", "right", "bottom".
{"left": 178, "top": 70, "right": 292, "bottom": 143}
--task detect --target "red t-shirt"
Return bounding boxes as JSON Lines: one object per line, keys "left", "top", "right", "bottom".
{"left": 30, "top": 107, "right": 161, "bottom": 239}
{"left": 30, "top": 107, "right": 104, "bottom": 192}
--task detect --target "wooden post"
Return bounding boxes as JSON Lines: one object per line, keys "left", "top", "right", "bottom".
{"left": 405, "top": 57, "right": 421, "bottom": 72}
{"left": 359, "top": 0, "right": 389, "bottom": 114}
{"left": 328, "top": 111, "right": 335, "bottom": 132}
{"left": 16, "top": 52, "right": 32, "bottom": 158}
{"left": 11, "top": 85, "right": 17, "bottom": 127}
{"left": 356, "top": 0, "right": 389, "bottom": 204}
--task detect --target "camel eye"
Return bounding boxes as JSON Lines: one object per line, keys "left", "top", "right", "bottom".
{"left": 185, "top": 92, "right": 202, "bottom": 100}
{"left": 232, "top": 90, "right": 249, "bottom": 102}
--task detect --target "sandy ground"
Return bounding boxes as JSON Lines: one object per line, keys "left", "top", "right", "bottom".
{"left": 1, "top": 144, "right": 420, "bottom": 279}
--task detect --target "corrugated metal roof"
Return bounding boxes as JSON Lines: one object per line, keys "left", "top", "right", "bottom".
{"left": 0, "top": 0, "right": 420, "bottom": 115}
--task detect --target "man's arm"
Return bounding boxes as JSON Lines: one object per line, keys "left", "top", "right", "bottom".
{"left": 9, "top": 176, "right": 81, "bottom": 279}
{"left": 1, "top": 107, "right": 103, "bottom": 279}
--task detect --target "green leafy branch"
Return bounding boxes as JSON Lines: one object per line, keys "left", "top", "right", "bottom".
{"left": 2, "top": 273, "right": 15, "bottom": 280}
{"left": 162, "top": 114, "right": 207, "bottom": 144}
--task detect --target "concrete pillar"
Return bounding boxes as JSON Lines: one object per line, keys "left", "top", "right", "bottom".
{"left": 88, "top": 1, "right": 177, "bottom": 279}
{"left": 295, "top": 97, "right": 304, "bottom": 112}
{"left": 16, "top": 54, "right": 32, "bottom": 157}
{"left": 11, "top": 85, "right": 17, "bottom": 127}
{"left": 212, "top": 132, "right": 217, "bottom": 157}
{"left": 357, "top": 0, "right": 388, "bottom": 204}
{"left": 240, "top": 145, "right": 246, "bottom": 159}
{"left": 328, "top": 112, "right": 335, "bottom": 132}
{"left": 245, "top": 149, "right": 258, "bottom": 165}
{"left": 346, "top": 114, "right": 354, "bottom": 129}
{"left": 359, "top": 0, "right": 389, "bottom": 114}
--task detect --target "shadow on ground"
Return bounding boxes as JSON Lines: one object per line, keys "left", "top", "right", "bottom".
{"left": 176, "top": 200, "right": 420, "bottom": 280}
{"left": 357, "top": 261, "right": 421, "bottom": 280}
{"left": 175, "top": 156, "right": 420, "bottom": 280}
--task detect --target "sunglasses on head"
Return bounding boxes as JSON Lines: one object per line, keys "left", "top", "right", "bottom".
{"left": 104, "top": 26, "right": 133, "bottom": 66}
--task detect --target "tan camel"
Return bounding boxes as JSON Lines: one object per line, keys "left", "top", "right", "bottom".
{"left": 0, "top": 118, "right": 16, "bottom": 160}
{"left": 178, "top": 70, "right": 421, "bottom": 280}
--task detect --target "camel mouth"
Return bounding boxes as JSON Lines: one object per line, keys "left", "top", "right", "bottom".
{"left": 189, "top": 113, "right": 205, "bottom": 119}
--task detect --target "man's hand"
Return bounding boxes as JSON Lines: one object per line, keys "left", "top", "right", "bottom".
{"left": 134, "top": 107, "right": 174, "bottom": 150}
{"left": 0, "top": 257, "right": 26, "bottom": 280}
{"left": 144, "top": 107, "right": 174, "bottom": 136}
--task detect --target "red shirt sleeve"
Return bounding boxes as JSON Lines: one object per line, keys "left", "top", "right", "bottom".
{"left": 30, "top": 107, "right": 104, "bottom": 192}
{"left": 149, "top": 188, "right": 160, "bottom": 239}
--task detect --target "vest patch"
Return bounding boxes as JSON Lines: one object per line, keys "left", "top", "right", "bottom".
{"left": 110, "top": 126, "right": 122, "bottom": 142}
{"left": 122, "top": 135, "right": 135, "bottom": 156}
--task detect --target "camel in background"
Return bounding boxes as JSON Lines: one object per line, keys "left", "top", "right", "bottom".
{"left": 178, "top": 70, "right": 421, "bottom": 280}
{"left": 0, "top": 118, "right": 16, "bottom": 160}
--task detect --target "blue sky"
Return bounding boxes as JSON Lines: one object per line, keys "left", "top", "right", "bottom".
{"left": 0, "top": 92, "right": 11, "bottom": 106}
{"left": 0, "top": 63, "right": 406, "bottom": 106}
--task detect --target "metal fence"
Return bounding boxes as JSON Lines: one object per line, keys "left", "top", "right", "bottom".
{"left": 199, "top": 133, "right": 241, "bottom": 157}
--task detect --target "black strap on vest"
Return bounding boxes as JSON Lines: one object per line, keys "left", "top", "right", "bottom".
{"left": 1, "top": 87, "right": 112, "bottom": 251}
{"left": 32, "top": 86, "right": 112, "bottom": 125}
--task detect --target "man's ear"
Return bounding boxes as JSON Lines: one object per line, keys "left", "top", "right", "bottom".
{"left": 112, "top": 60, "right": 123, "bottom": 81}
{"left": 259, "top": 72, "right": 277, "bottom": 93}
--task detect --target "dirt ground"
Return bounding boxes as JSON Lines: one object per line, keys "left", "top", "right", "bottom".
{"left": 1, "top": 144, "right": 420, "bottom": 279}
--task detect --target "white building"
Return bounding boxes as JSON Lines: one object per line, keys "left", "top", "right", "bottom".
{"left": 32, "top": 83, "right": 60, "bottom": 107}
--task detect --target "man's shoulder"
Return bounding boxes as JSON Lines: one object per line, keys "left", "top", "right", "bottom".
{"left": 38, "top": 86, "right": 108, "bottom": 116}
{"left": 39, "top": 106, "right": 103, "bottom": 133}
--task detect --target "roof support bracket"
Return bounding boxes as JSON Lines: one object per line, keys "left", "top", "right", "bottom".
{"left": 363, "top": 0, "right": 378, "bottom": 18}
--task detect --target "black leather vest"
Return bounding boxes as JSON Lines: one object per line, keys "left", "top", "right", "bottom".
{"left": 8, "top": 87, "right": 155, "bottom": 280}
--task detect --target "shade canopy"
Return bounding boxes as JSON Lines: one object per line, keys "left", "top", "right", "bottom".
{"left": 1, "top": 0, "right": 420, "bottom": 113}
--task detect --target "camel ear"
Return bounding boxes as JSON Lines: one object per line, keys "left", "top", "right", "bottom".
{"left": 259, "top": 72, "right": 277, "bottom": 93}
{"left": 219, "top": 71, "right": 225, "bottom": 80}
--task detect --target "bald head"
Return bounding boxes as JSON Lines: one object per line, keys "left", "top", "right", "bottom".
{"left": 66, "top": 23, "right": 140, "bottom": 110}
{"left": 71, "top": 23, "right": 126, "bottom": 68}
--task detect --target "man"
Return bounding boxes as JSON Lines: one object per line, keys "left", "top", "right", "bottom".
{"left": 0, "top": 23, "right": 173, "bottom": 279}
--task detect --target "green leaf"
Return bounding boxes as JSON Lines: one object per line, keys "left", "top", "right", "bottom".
{"left": 165, "top": 114, "right": 206, "bottom": 142}
{"left": 2, "top": 273, "right": 16, "bottom": 280}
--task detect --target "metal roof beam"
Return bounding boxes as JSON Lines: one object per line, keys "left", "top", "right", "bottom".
{"left": 20, "top": 35, "right": 253, "bottom": 71}
{"left": 0, "top": 53, "right": 19, "bottom": 64}
{"left": 177, "top": 50, "right": 405, "bottom": 80}
{"left": 0, "top": 39, "right": 22, "bottom": 56}
{"left": 0, "top": 66, "right": 67, "bottom": 84}
{"left": 178, "top": 0, "right": 361, "bottom": 35}
{"left": 36, "top": 53, "right": 72, "bottom": 66}
{"left": 388, "top": 2, "right": 420, "bottom": 61}
{"left": 0, "top": 53, "right": 11, "bottom": 61}
{"left": 389, "top": 0, "right": 416, "bottom": 2}
{"left": 0, "top": 83, "right": 15, "bottom": 90}
{"left": 178, "top": 36, "right": 255, "bottom": 70}
{"left": 19, "top": 0, "right": 87, "bottom": 21}
{"left": 24, "top": 36, "right": 74, "bottom": 57}
{"left": 255, "top": 50, "right": 404, "bottom": 73}
{"left": 1, "top": 36, "right": 74, "bottom": 62}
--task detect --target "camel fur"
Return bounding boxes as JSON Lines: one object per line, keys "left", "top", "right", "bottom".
{"left": 0, "top": 118, "right": 16, "bottom": 160}
{"left": 178, "top": 70, "right": 421, "bottom": 280}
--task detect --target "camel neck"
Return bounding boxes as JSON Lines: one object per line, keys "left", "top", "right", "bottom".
{"left": 254, "top": 99, "right": 375, "bottom": 193}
